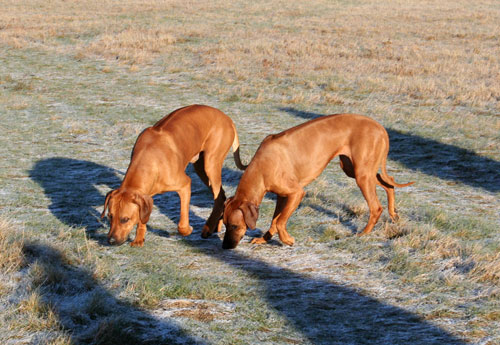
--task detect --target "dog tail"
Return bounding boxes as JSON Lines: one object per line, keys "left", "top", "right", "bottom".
{"left": 231, "top": 124, "right": 247, "bottom": 170}
{"left": 377, "top": 152, "right": 414, "bottom": 188}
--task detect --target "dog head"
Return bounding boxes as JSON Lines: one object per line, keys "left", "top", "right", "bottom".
{"left": 222, "top": 196, "right": 259, "bottom": 249}
{"left": 101, "top": 189, "right": 153, "bottom": 246}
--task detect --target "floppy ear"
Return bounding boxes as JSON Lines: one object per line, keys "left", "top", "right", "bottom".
{"left": 239, "top": 202, "right": 259, "bottom": 230}
{"left": 223, "top": 196, "right": 235, "bottom": 224}
{"left": 224, "top": 196, "right": 234, "bottom": 207}
{"left": 133, "top": 193, "right": 154, "bottom": 224}
{"left": 101, "top": 190, "right": 116, "bottom": 219}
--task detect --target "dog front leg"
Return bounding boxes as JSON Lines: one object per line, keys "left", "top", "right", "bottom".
{"left": 131, "top": 223, "right": 147, "bottom": 247}
{"left": 251, "top": 195, "right": 287, "bottom": 244}
{"left": 201, "top": 186, "right": 226, "bottom": 238}
{"left": 176, "top": 177, "right": 193, "bottom": 236}
{"left": 275, "top": 191, "right": 305, "bottom": 246}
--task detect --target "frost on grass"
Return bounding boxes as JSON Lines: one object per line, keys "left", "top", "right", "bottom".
{"left": 0, "top": 221, "right": 202, "bottom": 344}
{"left": 154, "top": 299, "right": 236, "bottom": 322}
{"left": 1, "top": 1, "right": 499, "bottom": 343}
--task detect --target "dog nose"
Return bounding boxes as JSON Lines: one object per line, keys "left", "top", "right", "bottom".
{"left": 108, "top": 237, "right": 117, "bottom": 245}
{"left": 222, "top": 238, "right": 237, "bottom": 250}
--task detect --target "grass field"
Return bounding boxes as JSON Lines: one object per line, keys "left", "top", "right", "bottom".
{"left": 0, "top": 0, "right": 499, "bottom": 344}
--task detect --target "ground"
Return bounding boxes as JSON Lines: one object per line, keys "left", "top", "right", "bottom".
{"left": 0, "top": 1, "right": 499, "bottom": 344}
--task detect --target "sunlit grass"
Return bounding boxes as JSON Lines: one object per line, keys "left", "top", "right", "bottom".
{"left": 0, "top": 0, "right": 498, "bottom": 343}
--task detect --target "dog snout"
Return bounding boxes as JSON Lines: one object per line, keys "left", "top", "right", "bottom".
{"left": 222, "top": 237, "right": 238, "bottom": 250}
{"left": 107, "top": 236, "right": 125, "bottom": 246}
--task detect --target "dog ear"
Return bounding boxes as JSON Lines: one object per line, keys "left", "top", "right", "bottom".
{"left": 224, "top": 196, "right": 234, "bottom": 207}
{"left": 101, "top": 190, "right": 116, "bottom": 219}
{"left": 239, "top": 202, "right": 259, "bottom": 230}
{"left": 133, "top": 193, "right": 154, "bottom": 224}
{"left": 223, "top": 196, "right": 235, "bottom": 224}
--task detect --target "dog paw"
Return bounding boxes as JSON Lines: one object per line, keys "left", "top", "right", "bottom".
{"left": 356, "top": 229, "right": 372, "bottom": 237}
{"left": 390, "top": 213, "right": 400, "bottom": 222}
{"left": 282, "top": 236, "right": 295, "bottom": 246}
{"left": 201, "top": 225, "right": 212, "bottom": 239}
{"left": 250, "top": 237, "right": 268, "bottom": 244}
{"left": 130, "top": 239, "right": 144, "bottom": 247}
{"left": 178, "top": 225, "right": 193, "bottom": 236}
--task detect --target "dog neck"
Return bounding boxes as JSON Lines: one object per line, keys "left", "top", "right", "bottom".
{"left": 234, "top": 164, "right": 267, "bottom": 206}
{"left": 120, "top": 151, "right": 159, "bottom": 195}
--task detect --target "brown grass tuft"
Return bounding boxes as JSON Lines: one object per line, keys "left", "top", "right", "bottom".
{"left": 1, "top": 0, "right": 498, "bottom": 110}
{"left": 383, "top": 220, "right": 409, "bottom": 240}
{"left": 86, "top": 28, "right": 178, "bottom": 64}
{"left": 0, "top": 217, "right": 25, "bottom": 273}
{"left": 471, "top": 252, "right": 500, "bottom": 283}
{"left": 16, "top": 290, "right": 60, "bottom": 331}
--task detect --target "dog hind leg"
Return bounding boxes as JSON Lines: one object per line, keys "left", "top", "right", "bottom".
{"left": 200, "top": 152, "right": 227, "bottom": 238}
{"left": 355, "top": 173, "right": 383, "bottom": 236}
{"left": 375, "top": 177, "right": 398, "bottom": 221}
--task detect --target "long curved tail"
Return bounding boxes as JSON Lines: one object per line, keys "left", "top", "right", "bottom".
{"left": 231, "top": 124, "right": 247, "bottom": 170}
{"left": 377, "top": 154, "right": 414, "bottom": 188}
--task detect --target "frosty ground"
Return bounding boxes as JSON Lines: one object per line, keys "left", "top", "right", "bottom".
{"left": 0, "top": 1, "right": 499, "bottom": 344}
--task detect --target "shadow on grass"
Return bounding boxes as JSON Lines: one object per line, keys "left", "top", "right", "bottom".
{"left": 279, "top": 107, "right": 500, "bottom": 193}
{"left": 153, "top": 164, "right": 243, "bottom": 236}
{"left": 29, "top": 158, "right": 465, "bottom": 343}
{"left": 21, "top": 242, "right": 205, "bottom": 344}
{"left": 29, "top": 158, "right": 243, "bottom": 242}
{"left": 151, "top": 167, "right": 466, "bottom": 344}
{"left": 303, "top": 198, "right": 360, "bottom": 234}
{"left": 30, "top": 158, "right": 122, "bottom": 244}
{"left": 182, "top": 236, "right": 466, "bottom": 344}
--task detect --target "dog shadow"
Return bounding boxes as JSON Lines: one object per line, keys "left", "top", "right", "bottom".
{"left": 280, "top": 107, "right": 500, "bottom": 193}
{"left": 21, "top": 242, "right": 204, "bottom": 344}
{"left": 302, "top": 198, "right": 360, "bottom": 234}
{"left": 29, "top": 158, "right": 122, "bottom": 244}
{"left": 182, "top": 236, "right": 466, "bottom": 344}
{"left": 29, "top": 157, "right": 243, "bottom": 242}
{"left": 154, "top": 165, "right": 465, "bottom": 344}
{"left": 29, "top": 158, "right": 465, "bottom": 343}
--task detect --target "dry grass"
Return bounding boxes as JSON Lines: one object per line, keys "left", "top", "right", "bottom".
{"left": 1, "top": 0, "right": 499, "bottom": 114}
{"left": 472, "top": 252, "right": 500, "bottom": 283}
{"left": 16, "top": 290, "right": 60, "bottom": 331}
{"left": 84, "top": 28, "right": 179, "bottom": 64}
{"left": 0, "top": 217, "right": 25, "bottom": 273}
{"left": 0, "top": 218, "right": 70, "bottom": 344}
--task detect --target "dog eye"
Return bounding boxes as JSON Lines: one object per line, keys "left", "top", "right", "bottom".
{"left": 108, "top": 214, "right": 113, "bottom": 220}
{"left": 120, "top": 217, "right": 129, "bottom": 224}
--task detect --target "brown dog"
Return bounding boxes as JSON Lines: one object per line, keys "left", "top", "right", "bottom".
{"left": 222, "top": 114, "right": 414, "bottom": 249}
{"left": 101, "top": 105, "right": 246, "bottom": 246}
